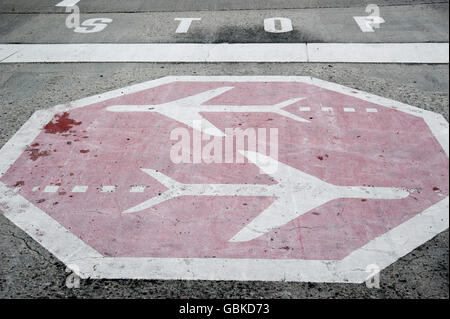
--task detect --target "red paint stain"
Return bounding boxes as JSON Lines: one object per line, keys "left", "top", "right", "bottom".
{"left": 44, "top": 112, "right": 82, "bottom": 134}
{"left": 26, "top": 147, "right": 51, "bottom": 161}
{"left": 433, "top": 187, "right": 440, "bottom": 191}
{"left": 31, "top": 143, "right": 39, "bottom": 147}
{"left": 36, "top": 199, "right": 45, "bottom": 203}
{"left": 13, "top": 181, "right": 25, "bottom": 187}
{"left": 280, "top": 246, "right": 290, "bottom": 250}
{"left": 317, "top": 156, "right": 324, "bottom": 161}
{"left": 80, "top": 150, "right": 90, "bottom": 154}
{"left": 361, "top": 199, "right": 367, "bottom": 202}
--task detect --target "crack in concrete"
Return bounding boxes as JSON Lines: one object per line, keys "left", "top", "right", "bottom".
{"left": 0, "top": 51, "right": 18, "bottom": 63}
{"left": 7, "top": 230, "right": 56, "bottom": 265}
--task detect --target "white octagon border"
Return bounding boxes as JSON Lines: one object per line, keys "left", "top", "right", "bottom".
{"left": 0, "top": 76, "right": 448, "bottom": 283}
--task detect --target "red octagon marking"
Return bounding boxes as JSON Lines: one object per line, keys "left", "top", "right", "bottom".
{"left": 0, "top": 76, "right": 448, "bottom": 282}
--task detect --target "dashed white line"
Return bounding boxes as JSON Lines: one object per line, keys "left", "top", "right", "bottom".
{"left": 44, "top": 186, "right": 60, "bottom": 193}
{"left": 308, "top": 43, "right": 449, "bottom": 63}
{"left": 72, "top": 185, "right": 88, "bottom": 193}
{"left": 101, "top": 186, "right": 116, "bottom": 193}
{"left": 130, "top": 186, "right": 146, "bottom": 193}
{"left": 298, "top": 107, "right": 380, "bottom": 113}
{"left": 26, "top": 185, "right": 151, "bottom": 193}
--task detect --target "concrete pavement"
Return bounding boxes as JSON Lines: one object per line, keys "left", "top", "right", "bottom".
{"left": 0, "top": 4, "right": 447, "bottom": 43}
{"left": 0, "top": 0, "right": 448, "bottom": 299}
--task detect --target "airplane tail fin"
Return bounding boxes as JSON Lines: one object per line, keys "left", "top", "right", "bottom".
{"left": 273, "top": 97, "right": 305, "bottom": 109}
{"left": 106, "top": 87, "right": 234, "bottom": 113}
{"left": 122, "top": 169, "right": 181, "bottom": 214}
{"left": 272, "top": 98, "right": 310, "bottom": 123}
{"left": 141, "top": 169, "right": 181, "bottom": 190}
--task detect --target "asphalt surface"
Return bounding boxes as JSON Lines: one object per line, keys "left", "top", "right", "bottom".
{"left": 0, "top": 4, "right": 448, "bottom": 43}
{"left": 1, "top": 0, "right": 448, "bottom": 13}
{"left": 0, "top": 0, "right": 448, "bottom": 299}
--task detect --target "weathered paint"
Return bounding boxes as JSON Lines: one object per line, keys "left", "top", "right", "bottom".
{"left": 0, "top": 76, "right": 448, "bottom": 282}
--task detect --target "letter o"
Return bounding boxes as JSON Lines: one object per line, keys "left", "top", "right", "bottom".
{"left": 264, "top": 17, "right": 293, "bottom": 33}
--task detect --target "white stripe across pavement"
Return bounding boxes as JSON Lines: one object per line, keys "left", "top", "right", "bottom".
{"left": 55, "top": 0, "right": 81, "bottom": 6}
{"left": 0, "top": 43, "right": 448, "bottom": 63}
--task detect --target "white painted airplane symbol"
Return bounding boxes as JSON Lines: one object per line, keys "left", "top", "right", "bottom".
{"left": 106, "top": 87, "right": 309, "bottom": 136}
{"left": 123, "top": 151, "right": 410, "bottom": 243}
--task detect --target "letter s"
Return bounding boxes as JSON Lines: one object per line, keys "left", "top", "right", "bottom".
{"left": 74, "top": 18, "right": 112, "bottom": 33}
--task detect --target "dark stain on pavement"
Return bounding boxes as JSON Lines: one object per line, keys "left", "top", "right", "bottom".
{"left": 176, "top": 25, "right": 323, "bottom": 43}
{"left": 44, "top": 112, "right": 81, "bottom": 134}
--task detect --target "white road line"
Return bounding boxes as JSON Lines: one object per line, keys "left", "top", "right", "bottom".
{"left": 130, "top": 186, "right": 146, "bottom": 193}
{"left": 55, "top": 0, "right": 81, "bottom": 7}
{"left": 175, "top": 18, "right": 201, "bottom": 33}
{"left": 0, "top": 43, "right": 447, "bottom": 63}
{"left": 0, "top": 47, "right": 18, "bottom": 62}
{"left": 101, "top": 186, "right": 116, "bottom": 193}
{"left": 308, "top": 43, "right": 449, "bottom": 63}
{"left": 301, "top": 107, "right": 377, "bottom": 113}
{"left": 71, "top": 185, "right": 88, "bottom": 193}
{"left": 43, "top": 186, "right": 59, "bottom": 193}
{"left": 0, "top": 44, "right": 307, "bottom": 63}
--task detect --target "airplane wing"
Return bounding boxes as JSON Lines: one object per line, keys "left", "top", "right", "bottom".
{"left": 122, "top": 169, "right": 181, "bottom": 214}
{"left": 229, "top": 151, "right": 332, "bottom": 242}
{"left": 231, "top": 151, "right": 410, "bottom": 242}
{"left": 229, "top": 195, "right": 314, "bottom": 242}
{"left": 158, "top": 106, "right": 226, "bottom": 136}
{"left": 170, "top": 86, "right": 234, "bottom": 108}
{"left": 158, "top": 86, "right": 235, "bottom": 136}
{"left": 122, "top": 189, "right": 175, "bottom": 214}
{"left": 107, "top": 87, "right": 234, "bottom": 136}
